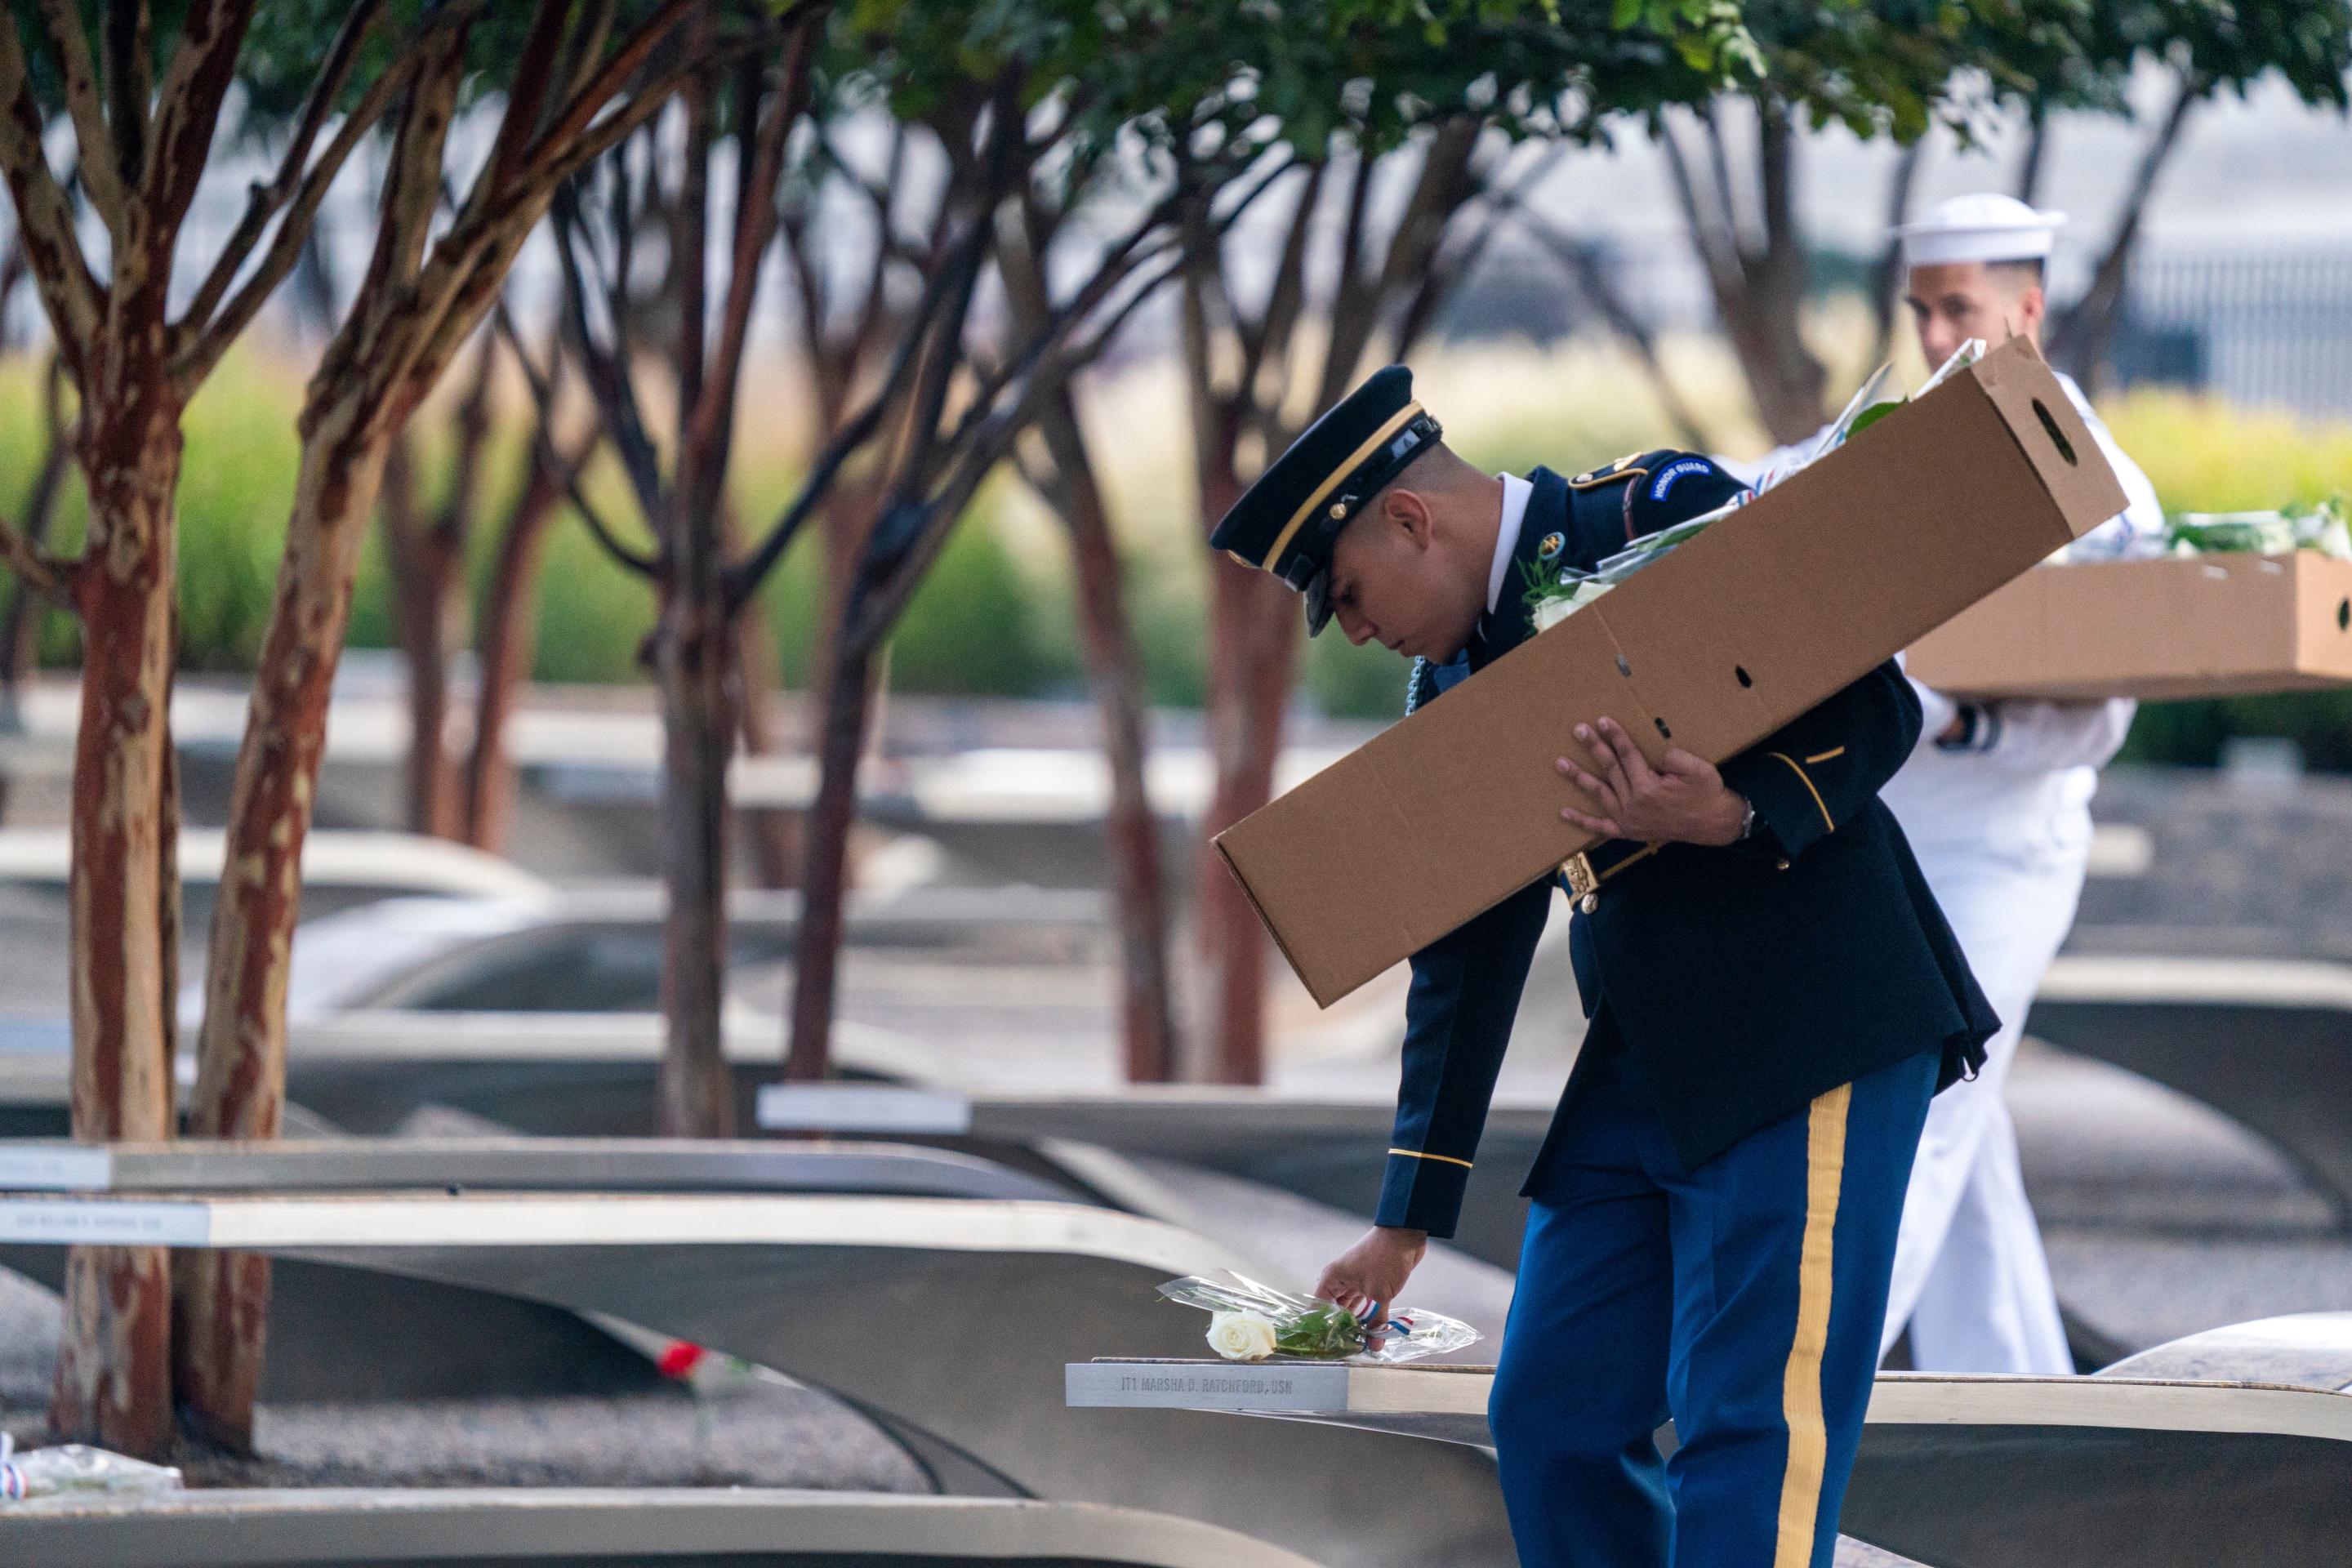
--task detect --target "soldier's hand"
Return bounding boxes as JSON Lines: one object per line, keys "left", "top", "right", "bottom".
{"left": 1557, "top": 715, "right": 1748, "bottom": 847}
{"left": 1315, "top": 1225, "right": 1428, "bottom": 1331}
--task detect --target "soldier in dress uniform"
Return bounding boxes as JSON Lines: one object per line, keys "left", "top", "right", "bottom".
{"left": 1732, "top": 194, "right": 2167, "bottom": 1376}
{"left": 1207, "top": 365, "right": 1998, "bottom": 1568}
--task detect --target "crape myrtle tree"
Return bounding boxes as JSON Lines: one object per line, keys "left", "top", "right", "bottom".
{"left": 532, "top": 3, "right": 828, "bottom": 1138}
{"left": 466, "top": 307, "right": 603, "bottom": 857}
{"left": 997, "top": 189, "right": 1179, "bottom": 1083}
{"left": 0, "top": 0, "right": 472, "bottom": 1458}
{"left": 778, "top": 0, "right": 1312, "bottom": 1083}
{"left": 1653, "top": 0, "right": 2040, "bottom": 443}
{"left": 1181, "top": 0, "right": 1751, "bottom": 1085}
{"left": 181, "top": 0, "right": 810, "bottom": 1454}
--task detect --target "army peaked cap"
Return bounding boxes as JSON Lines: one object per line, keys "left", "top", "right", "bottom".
{"left": 1209, "top": 365, "right": 1442, "bottom": 635}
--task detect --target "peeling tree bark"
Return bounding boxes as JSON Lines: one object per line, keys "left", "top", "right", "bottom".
{"left": 52, "top": 386, "right": 185, "bottom": 1458}
{"left": 181, "top": 404, "right": 394, "bottom": 1450}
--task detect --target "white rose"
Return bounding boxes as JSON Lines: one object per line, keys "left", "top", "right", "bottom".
{"left": 1206, "top": 1310, "right": 1280, "bottom": 1361}
{"left": 1531, "top": 596, "right": 1578, "bottom": 634}
{"left": 1532, "top": 581, "right": 1610, "bottom": 635}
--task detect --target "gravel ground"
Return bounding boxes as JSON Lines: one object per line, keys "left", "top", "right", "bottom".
{"left": 0, "top": 1262, "right": 923, "bottom": 1494}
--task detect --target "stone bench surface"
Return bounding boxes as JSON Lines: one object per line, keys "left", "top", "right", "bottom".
{"left": 0, "top": 1137, "right": 1078, "bottom": 1203}
{"left": 0, "top": 1191, "right": 1515, "bottom": 1568}
{"left": 0, "top": 1488, "right": 1325, "bottom": 1568}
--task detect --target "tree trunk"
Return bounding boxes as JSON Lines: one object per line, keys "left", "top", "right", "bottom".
{"left": 730, "top": 608, "right": 799, "bottom": 889}
{"left": 1036, "top": 395, "right": 1178, "bottom": 1082}
{"left": 2047, "top": 75, "right": 2200, "bottom": 387}
{"left": 2015, "top": 100, "right": 2051, "bottom": 207}
{"left": 653, "top": 520, "right": 737, "bottom": 1137}
{"left": 782, "top": 639, "right": 875, "bottom": 1082}
{"left": 1731, "top": 102, "right": 1826, "bottom": 445}
{"left": 1194, "top": 532, "right": 1295, "bottom": 1087}
{"left": 179, "top": 401, "right": 394, "bottom": 1451}
{"left": 719, "top": 499, "right": 796, "bottom": 889}
{"left": 462, "top": 456, "right": 564, "bottom": 853}
{"left": 51, "top": 385, "right": 186, "bottom": 1459}
{"left": 1870, "top": 140, "right": 1925, "bottom": 368}
{"left": 378, "top": 435, "right": 462, "bottom": 838}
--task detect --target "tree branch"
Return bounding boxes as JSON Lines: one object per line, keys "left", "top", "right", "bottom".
{"left": 492, "top": 300, "right": 653, "bottom": 579}
{"left": 0, "top": 20, "right": 103, "bottom": 369}
{"left": 32, "top": 0, "right": 125, "bottom": 237}
{"left": 514, "top": 0, "right": 711, "bottom": 186}
{"left": 724, "top": 213, "right": 993, "bottom": 607}
{"left": 99, "top": 0, "right": 149, "bottom": 193}
{"left": 479, "top": 0, "right": 576, "bottom": 194}
{"left": 176, "top": 0, "right": 390, "bottom": 339}
{"left": 140, "top": 0, "right": 256, "bottom": 234}
{"left": 681, "top": 11, "right": 819, "bottom": 522}
{"left": 552, "top": 181, "right": 666, "bottom": 523}
{"left": 0, "top": 510, "right": 77, "bottom": 604}
{"left": 171, "top": 20, "right": 425, "bottom": 387}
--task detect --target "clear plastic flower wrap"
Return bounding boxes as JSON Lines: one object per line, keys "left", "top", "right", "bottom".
{"left": 2167, "top": 502, "right": 2351, "bottom": 561}
{"left": 1159, "top": 1271, "right": 1481, "bottom": 1365}
{"left": 0, "top": 1434, "right": 183, "bottom": 1503}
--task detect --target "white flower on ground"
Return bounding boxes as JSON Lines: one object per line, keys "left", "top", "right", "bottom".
{"left": 1206, "top": 1310, "right": 1280, "bottom": 1361}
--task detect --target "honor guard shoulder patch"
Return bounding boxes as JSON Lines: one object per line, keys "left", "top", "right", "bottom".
{"left": 1649, "top": 457, "right": 1717, "bottom": 501}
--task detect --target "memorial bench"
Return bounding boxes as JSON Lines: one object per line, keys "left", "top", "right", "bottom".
{"left": 0, "top": 1189, "right": 1513, "bottom": 1568}
{"left": 0, "top": 1140, "right": 1081, "bottom": 1403}
{"left": 0, "top": 1488, "right": 1326, "bottom": 1568}
{"left": 2032, "top": 953, "right": 2352, "bottom": 1226}
{"left": 1069, "top": 1311, "right": 2352, "bottom": 1568}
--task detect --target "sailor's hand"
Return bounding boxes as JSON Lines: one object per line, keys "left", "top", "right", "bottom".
{"left": 1557, "top": 716, "right": 1748, "bottom": 847}
{"left": 1315, "top": 1225, "right": 1427, "bottom": 1332}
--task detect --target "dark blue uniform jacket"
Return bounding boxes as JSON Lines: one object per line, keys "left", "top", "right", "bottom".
{"left": 1375, "top": 458, "right": 1998, "bottom": 1238}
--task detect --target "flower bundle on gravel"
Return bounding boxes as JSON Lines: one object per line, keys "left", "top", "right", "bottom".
{"left": 1160, "top": 1272, "right": 1481, "bottom": 1365}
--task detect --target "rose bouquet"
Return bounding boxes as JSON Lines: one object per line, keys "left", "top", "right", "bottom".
{"left": 1160, "top": 1272, "right": 1481, "bottom": 1365}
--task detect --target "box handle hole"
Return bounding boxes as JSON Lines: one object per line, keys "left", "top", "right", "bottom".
{"left": 2339, "top": 596, "right": 2349, "bottom": 632}
{"left": 1654, "top": 717, "right": 1672, "bottom": 741}
{"left": 1735, "top": 665, "right": 1753, "bottom": 688}
{"left": 2031, "top": 399, "right": 2078, "bottom": 466}
{"left": 1615, "top": 654, "right": 1632, "bottom": 677}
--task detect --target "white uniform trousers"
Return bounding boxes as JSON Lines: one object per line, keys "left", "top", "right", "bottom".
{"left": 1879, "top": 850, "right": 2078, "bottom": 1375}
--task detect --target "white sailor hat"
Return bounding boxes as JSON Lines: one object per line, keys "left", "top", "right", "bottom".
{"left": 1894, "top": 193, "right": 2065, "bottom": 266}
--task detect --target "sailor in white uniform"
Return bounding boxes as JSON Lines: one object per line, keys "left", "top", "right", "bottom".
{"left": 1731, "top": 194, "right": 2167, "bottom": 1374}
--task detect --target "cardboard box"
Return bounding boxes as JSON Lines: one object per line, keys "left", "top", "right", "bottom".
{"left": 1905, "top": 551, "right": 2352, "bottom": 701}
{"left": 1215, "top": 337, "right": 2129, "bottom": 1008}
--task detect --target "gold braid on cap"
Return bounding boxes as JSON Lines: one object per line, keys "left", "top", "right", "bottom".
{"left": 1255, "top": 402, "right": 1424, "bottom": 571}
